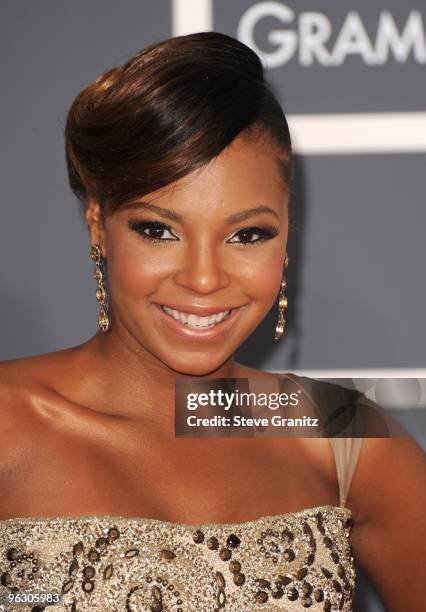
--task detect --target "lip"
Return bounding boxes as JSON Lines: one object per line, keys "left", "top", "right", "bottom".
{"left": 152, "top": 303, "right": 248, "bottom": 342}
{"left": 152, "top": 302, "right": 240, "bottom": 316}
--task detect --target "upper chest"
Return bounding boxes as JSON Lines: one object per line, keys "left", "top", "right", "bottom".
{"left": 2, "top": 384, "right": 339, "bottom": 522}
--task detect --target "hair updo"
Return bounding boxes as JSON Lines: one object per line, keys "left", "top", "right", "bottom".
{"left": 64, "top": 31, "right": 293, "bottom": 218}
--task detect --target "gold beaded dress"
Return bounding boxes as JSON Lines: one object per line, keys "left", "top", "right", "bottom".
{"left": 0, "top": 375, "right": 368, "bottom": 611}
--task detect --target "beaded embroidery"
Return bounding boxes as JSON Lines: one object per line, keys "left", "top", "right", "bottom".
{"left": 0, "top": 505, "right": 354, "bottom": 611}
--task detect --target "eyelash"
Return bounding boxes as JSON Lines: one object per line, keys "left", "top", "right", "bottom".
{"left": 127, "top": 220, "right": 279, "bottom": 246}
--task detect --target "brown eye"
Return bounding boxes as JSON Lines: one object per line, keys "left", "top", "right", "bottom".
{"left": 145, "top": 224, "right": 166, "bottom": 239}
{"left": 237, "top": 229, "right": 258, "bottom": 243}
{"left": 228, "top": 225, "right": 279, "bottom": 245}
{"left": 128, "top": 220, "right": 178, "bottom": 242}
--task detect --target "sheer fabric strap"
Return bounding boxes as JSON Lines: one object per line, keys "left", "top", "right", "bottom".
{"left": 279, "top": 373, "right": 366, "bottom": 508}
{"left": 328, "top": 436, "right": 364, "bottom": 507}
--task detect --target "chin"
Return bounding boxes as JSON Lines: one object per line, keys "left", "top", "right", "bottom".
{"left": 161, "top": 352, "right": 231, "bottom": 377}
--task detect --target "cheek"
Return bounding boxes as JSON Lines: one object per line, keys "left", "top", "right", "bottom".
{"left": 106, "top": 236, "right": 169, "bottom": 298}
{"left": 238, "top": 257, "right": 285, "bottom": 302}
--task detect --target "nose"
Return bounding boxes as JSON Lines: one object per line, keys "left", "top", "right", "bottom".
{"left": 173, "top": 240, "right": 230, "bottom": 295}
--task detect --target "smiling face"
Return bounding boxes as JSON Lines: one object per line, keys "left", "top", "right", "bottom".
{"left": 86, "top": 132, "right": 289, "bottom": 375}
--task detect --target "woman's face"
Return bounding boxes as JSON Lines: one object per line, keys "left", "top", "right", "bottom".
{"left": 87, "top": 133, "right": 289, "bottom": 375}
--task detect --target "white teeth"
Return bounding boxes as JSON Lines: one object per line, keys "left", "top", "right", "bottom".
{"left": 161, "top": 306, "right": 232, "bottom": 328}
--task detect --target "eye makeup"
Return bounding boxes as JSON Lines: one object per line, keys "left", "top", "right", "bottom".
{"left": 127, "top": 218, "right": 279, "bottom": 246}
{"left": 128, "top": 219, "right": 178, "bottom": 243}
{"left": 228, "top": 224, "right": 279, "bottom": 246}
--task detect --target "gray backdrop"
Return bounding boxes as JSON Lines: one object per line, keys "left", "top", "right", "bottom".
{"left": 1, "top": 2, "right": 425, "bottom": 610}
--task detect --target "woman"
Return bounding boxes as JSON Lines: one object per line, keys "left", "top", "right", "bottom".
{"left": 0, "top": 31, "right": 424, "bottom": 612}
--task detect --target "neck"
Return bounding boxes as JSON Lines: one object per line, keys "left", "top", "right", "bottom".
{"left": 75, "top": 324, "right": 240, "bottom": 426}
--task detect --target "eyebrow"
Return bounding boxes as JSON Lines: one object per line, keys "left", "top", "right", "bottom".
{"left": 125, "top": 201, "right": 279, "bottom": 224}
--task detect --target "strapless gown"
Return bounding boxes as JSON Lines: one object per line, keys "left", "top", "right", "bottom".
{"left": 0, "top": 375, "right": 367, "bottom": 611}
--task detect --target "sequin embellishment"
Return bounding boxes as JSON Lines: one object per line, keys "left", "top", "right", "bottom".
{"left": 0, "top": 505, "right": 355, "bottom": 611}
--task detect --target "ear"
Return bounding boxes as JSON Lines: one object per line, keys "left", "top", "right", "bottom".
{"left": 85, "top": 197, "right": 107, "bottom": 256}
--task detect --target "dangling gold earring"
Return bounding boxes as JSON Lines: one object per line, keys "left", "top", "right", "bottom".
{"left": 90, "top": 244, "right": 110, "bottom": 333}
{"left": 274, "top": 253, "right": 289, "bottom": 341}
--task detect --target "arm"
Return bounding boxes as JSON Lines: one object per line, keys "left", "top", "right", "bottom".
{"left": 349, "top": 434, "right": 426, "bottom": 611}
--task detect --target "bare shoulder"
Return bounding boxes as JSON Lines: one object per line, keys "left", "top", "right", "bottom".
{"left": 0, "top": 354, "right": 43, "bottom": 424}
{"left": 0, "top": 342, "right": 91, "bottom": 396}
{"left": 0, "top": 350, "right": 65, "bottom": 401}
{"left": 348, "top": 416, "right": 426, "bottom": 609}
{"left": 282, "top": 378, "right": 426, "bottom": 607}
{"left": 348, "top": 392, "right": 426, "bottom": 519}
{"left": 0, "top": 353, "right": 58, "bottom": 438}
{"left": 0, "top": 356, "right": 44, "bottom": 488}
{"left": 0, "top": 348, "right": 84, "bottom": 475}
{"left": 349, "top": 429, "right": 426, "bottom": 523}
